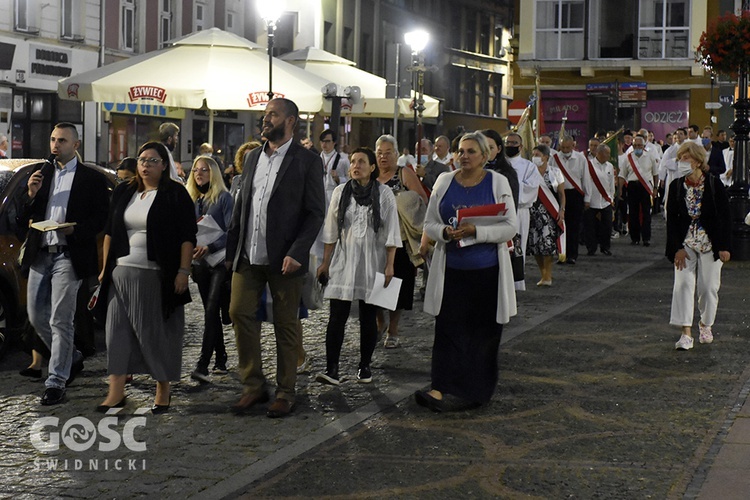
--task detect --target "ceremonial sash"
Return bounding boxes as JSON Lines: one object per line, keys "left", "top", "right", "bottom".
{"left": 557, "top": 220, "right": 567, "bottom": 263}
{"left": 586, "top": 158, "right": 613, "bottom": 206}
{"left": 627, "top": 153, "right": 653, "bottom": 196}
{"left": 553, "top": 153, "right": 584, "bottom": 196}
{"left": 537, "top": 181, "right": 564, "bottom": 230}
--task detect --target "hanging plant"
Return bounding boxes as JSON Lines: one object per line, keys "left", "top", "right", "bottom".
{"left": 696, "top": 11, "right": 750, "bottom": 78}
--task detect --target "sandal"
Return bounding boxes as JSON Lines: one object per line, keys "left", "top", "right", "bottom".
{"left": 383, "top": 335, "right": 400, "bottom": 349}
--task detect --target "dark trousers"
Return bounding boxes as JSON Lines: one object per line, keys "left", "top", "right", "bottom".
{"left": 584, "top": 205, "right": 613, "bottom": 253}
{"left": 192, "top": 261, "right": 228, "bottom": 369}
{"left": 627, "top": 181, "right": 653, "bottom": 243}
{"left": 615, "top": 184, "right": 628, "bottom": 233}
{"left": 564, "top": 189, "right": 584, "bottom": 260}
{"left": 325, "top": 299, "right": 378, "bottom": 371}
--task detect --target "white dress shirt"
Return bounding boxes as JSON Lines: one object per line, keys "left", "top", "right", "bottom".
{"left": 619, "top": 151, "right": 658, "bottom": 189}
{"left": 584, "top": 158, "right": 615, "bottom": 209}
{"left": 244, "top": 138, "right": 293, "bottom": 265}
{"left": 552, "top": 150, "right": 586, "bottom": 193}
{"left": 44, "top": 157, "right": 77, "bottom": 246}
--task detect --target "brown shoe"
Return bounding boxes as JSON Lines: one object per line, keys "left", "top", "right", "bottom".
{"left": 230, "top": 390, "right": 270, "bottom": 414}
{"left": 266, "top": 398, "right": 295, "bottom": 418}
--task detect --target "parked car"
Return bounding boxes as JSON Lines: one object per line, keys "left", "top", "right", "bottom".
{"left": 0, "top": 159, "right": 115, "bottom": 360}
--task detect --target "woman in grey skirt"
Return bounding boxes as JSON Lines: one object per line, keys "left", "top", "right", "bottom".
{"left": 96, "top": 141, "right": 196, "bottom": 413}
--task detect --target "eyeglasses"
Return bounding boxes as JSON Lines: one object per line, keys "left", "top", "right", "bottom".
{"left": 192, "top": 167, "right": 210, "bottom": 173}
{"left": 137, "top": 157, "right": 163, "bottom": 166}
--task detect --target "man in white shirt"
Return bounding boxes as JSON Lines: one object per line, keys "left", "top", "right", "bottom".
{"left": 538, "top": 134, "right": 557, "bottom": 157}
{"left": 319, "top": 129, "right": 349, "bottom": 206}
{"left": 505, "top": 132, "right": 543, "bottom": 289}
{"left": 396, "top": 147, "right": 416, "bottom": 168}
{"left": 551, "top": 136, "right": 587, "bottom": 264}
{"left": 618, "top": 134, "right": 658, "bottom": 246}
{"left": 158, "top": 122, "right": 185, "bottom": 183}
{"left": 583, "top": 144, "right": 615, "bottom": 256}
{"left": 658, "top": 127, "right": 687, "bottom": 212}
{"left": 432, "top": 136, "right": 451, "bottom": 164}
{"left": 687, "top": 124, "right": 703, "bottom": 145}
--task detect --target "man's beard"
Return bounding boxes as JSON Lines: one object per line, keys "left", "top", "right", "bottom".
{"left": 263, "top": 121, "right": 286, "bottom": 142}
{"left": 165, "top": 139, "right": 175, "bottom": 152}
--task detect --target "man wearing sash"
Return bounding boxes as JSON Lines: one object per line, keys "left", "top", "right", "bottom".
{"left": 552, "top": 136, "right": 587, "bottom": 264}
{"left": 618, "top": 134, "right": 658, "bottom": 246}
{"left": 583, "top": 144, "right": 615, "bottom": 256}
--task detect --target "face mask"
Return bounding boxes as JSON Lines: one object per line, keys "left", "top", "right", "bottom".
{"left": 561, "top": 152, "right": 572, "bottom": 160}
{"left": 531, "top": 156, "right": 544, "bottom": 167}
{"left": 420, "top": 155, "right": 429, "bottom": 165}
{"left": 701, "top": 138, "right": 711, "bottom": 147}
{"left": 505, "top": 146, "right": 520, "bottom": 157}
{"left": 677, "top": 160, "right": 693, "bottom": 176}
{"left": 634, "top": 148, "right": 643, "bottom": 157}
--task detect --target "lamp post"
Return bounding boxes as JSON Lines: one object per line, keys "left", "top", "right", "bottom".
{"left": 405, "top": 29, "right": 430, "bottom": 173}
{"left": 258, "top": 3, "right": 283, "bottom": 101}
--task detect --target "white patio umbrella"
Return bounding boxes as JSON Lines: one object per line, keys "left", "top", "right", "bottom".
{"left": 58, "top": 28, "right": 334, "bottom": 143}
{"left": 279, "top": 46, "right": 440, "bottom": 118}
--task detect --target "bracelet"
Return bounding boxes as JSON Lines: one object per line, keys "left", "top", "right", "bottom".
{"left": 178, "top": 267, "right": 191, "bottom": 276}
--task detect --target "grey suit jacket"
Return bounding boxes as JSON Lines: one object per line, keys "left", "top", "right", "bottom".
{"left": 225, "top": 140, "right": 325, "bottom": 276}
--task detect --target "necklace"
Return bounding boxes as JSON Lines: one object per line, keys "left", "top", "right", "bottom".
{"left": 456, "top": 169, "right": 486, "bottom": 189}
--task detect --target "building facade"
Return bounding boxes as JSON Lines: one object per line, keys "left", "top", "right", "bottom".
{"left": 512, "top": 0, "right": 739, "bottom": 147}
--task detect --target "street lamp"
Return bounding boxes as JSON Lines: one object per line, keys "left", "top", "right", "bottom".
{"left": 258, "top": 3, "right": 283, "bottom": 101}
{"left": 405, "top": 29, "right": 430, "bottom": 173}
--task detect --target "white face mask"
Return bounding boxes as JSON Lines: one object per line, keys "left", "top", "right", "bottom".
{"left": 677, "top": 160, "right": 693, "bottom": 176}
{"left": 532, "top": 156, "right": 544, "bottom": 167}
{"left": 561, "top": 152, "right": 572, "bottom": 160}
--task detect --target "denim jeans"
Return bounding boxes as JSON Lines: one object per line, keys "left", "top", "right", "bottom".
{"left": 27, "top": 252, "right": 83, "bottom": 389}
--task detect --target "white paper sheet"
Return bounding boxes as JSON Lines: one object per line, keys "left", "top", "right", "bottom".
{"left": 365, "top": 272, "right": 402, "bottom": 311}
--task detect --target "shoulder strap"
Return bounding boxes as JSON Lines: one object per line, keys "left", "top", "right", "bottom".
{"left": 331, "top": 152, "right": 340, "bottom": 171}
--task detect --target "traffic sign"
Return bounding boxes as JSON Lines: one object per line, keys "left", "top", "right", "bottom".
{"left": 508, "top": 100, "right": 527, "bottom": 125}
{"left": 719, "top": 95, "right": 734, "bottom": 104}
{"left": 704, "top": 102, "right": 723, "bottom": 109}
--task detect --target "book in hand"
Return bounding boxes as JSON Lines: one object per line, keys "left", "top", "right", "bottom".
{"left": 455, "top": 203, "right": 508, "bottom": 248}
{"left": 30, "top": 220, "right": 77, "bottom": 232}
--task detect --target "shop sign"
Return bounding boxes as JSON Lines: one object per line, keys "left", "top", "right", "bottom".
{"left": 103, "top": 102, "right": 185, "bottom": 119}
{"left": 29, "top": 44, "right": 72, "bottom": 80}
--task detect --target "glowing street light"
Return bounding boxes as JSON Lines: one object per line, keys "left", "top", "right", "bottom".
{"left": 258, "top": 2, "right": 284, "bottom": 100}
{"left": 405, "top": 29, "right": 431, "bottom": 171}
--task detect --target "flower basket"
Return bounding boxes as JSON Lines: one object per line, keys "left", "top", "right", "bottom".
{"left": 696, "top": 12, "right": 750, "bottom": 77}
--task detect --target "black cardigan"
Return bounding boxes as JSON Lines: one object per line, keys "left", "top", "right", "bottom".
{"left": 104, "top": 180, "right": 197, "bottom": 318}
{"left": 665, "top": 173, "right": 731, "bottom": 262}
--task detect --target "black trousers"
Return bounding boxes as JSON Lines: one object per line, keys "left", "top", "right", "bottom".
{"left": 564, "top": 188, "right": 584, "bottom": 260}
{"left": 192, "top": 261, "right": 228, "bottom": 369}
{"left": 584, "top": 205, "right": 613, "bottom": 253}
{"left": 627, "top": 181, "right": 653, "bottom": 243}
{"left": 325, "top": 299, "right": 378, "bottom": 371}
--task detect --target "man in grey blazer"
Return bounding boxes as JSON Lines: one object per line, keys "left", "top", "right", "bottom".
{"left": 225, "top": 98, "right": 325, "bottom": 418}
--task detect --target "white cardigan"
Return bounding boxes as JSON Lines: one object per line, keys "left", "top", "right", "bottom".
{"left": 423, "top": 170, "right": 518, "bottom": 324}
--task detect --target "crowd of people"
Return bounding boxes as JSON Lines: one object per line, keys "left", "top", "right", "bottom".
{"left": 13, "top": 101, "right": 735, "bottom": 416}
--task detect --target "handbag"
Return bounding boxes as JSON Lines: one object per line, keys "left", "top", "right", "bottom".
{"left": 301, "top": 254, "right": 325, "bottom": 310}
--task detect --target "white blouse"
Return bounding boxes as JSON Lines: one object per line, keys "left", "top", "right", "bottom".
{"left": 116, "top": 190, "right": 161, "bottom": 270}
{"left": 322, "top": 183, "right": 402, "bottom": 301}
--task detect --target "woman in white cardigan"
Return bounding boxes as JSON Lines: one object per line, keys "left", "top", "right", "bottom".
{"left": 415, "top": 131, "right": 517, "bottom": 412}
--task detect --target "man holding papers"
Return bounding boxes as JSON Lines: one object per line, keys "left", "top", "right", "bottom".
{"left": 185, "top": 156, "right": 234, "bottom": 383}
{"left": 583, "top": 144, "right": 616, "bottom": 256}
{"left": 416, "top": 132, "right": 517, "bottom": 412}
{"left": 315, "top": 148, "right": 401, "bottom": 385}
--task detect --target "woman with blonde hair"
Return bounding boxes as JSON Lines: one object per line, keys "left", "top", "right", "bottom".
{"left": 666, "top": 141, "right": 731, "bottom": 350}
{"left": 229, "top": 141, "right": 262, "bottom": 199}
{"left": 186, "top": 156, "right": 234, "bottom": 381}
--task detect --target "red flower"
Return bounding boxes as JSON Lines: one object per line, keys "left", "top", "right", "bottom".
{"left": 697, "top": 12, "right": 750, "bottom": 77}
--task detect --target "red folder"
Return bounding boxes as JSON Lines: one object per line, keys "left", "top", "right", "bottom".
{"left": 457, "top": 203, "right": 507, "bottom": 221}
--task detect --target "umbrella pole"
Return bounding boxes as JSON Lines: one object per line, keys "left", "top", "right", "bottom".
{"left": 208, "top": 110, "right": 214, "bottom": 147}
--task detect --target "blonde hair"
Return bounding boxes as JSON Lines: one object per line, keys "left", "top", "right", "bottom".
{"left": 186, "top": 156, "right": 228, "bottom": 205}
{"left": 675, "top": 141, "right": 708, "bottom": 172}
{"left": 233, "top": 141, "right": 262, "bottom": 175}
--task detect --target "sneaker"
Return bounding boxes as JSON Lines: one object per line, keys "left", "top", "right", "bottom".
{"left": 357, "top": 366, "right": 373, "bottom": 384}
{"left": 190, "top": 367, "right": 211, "bottom": 383}
{"left": 212, "top": 364, "right": 228, "bottom": 375}
{"left": 316, "top": 370, "right": 340, "bottom": 386}
{"left": 296, "top": 356, "right": 312, "bottom": 374}
{"left": 383, "top": 335, "right": 400, "bottom": 349}
{"left": 699, "top": 324, "right": 714, "bottom": 344}
{"left": 675, "top": 334, "right": 694, "bottom": 350}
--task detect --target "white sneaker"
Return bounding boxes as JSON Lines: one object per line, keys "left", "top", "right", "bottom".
{"left": 675, "top": 334, "right": 694, "bottom": 350}
{"left": 699, "top": 324, "right": 714, "bottom": 344}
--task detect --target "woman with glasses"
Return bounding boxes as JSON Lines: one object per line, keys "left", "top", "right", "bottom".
{"left": 185, "top": 156, "right": 234, "bottom": 382}
{"left": 96, "top": 142, "right": 196, "bottom": 414}
{"left": 415, "top": 131, "right": 517, "bottom": 412}
{"left": 375, "top": 135, "right": 428, "bottom": 349}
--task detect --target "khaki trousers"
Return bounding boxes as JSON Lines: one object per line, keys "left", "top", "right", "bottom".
{"left": 230, "top": 259, "right": 303, "bottom": 402}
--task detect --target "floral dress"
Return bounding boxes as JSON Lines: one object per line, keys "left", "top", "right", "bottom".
{"left": 527, "top": 169, "right": 560, "bottom": 256}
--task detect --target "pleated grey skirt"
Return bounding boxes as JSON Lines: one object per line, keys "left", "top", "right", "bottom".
{"left": 106, "top": 266, "right": 184, "bottom": 381}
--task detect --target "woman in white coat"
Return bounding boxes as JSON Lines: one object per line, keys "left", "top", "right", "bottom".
{"left": 415, "top": 131, "right": 517, "bottom": 412}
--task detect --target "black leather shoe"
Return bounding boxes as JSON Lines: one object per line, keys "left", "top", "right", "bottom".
{"left": 566, "top": 259, "right": 576, "bottom": 265}
{"left": 630, "top": 240, "right": 640, "bottom": 245}
{"left": 231, "top": 390, "right": 270, "bottom": 414}
{"left": 96, "top": 397, "right": 127, "bottom": 413}
{"left": 19, "top": 367, "right": 42, "bottom": 378}
{"left": 601, "top": 249, "right": 612, "bottom": 256}
{"left": 151, "top": 395, "right": 171, "bottom": 415}
{"left": 66, "top": 358, "right": 84, "bottom": 387}
{"left": 414, "top": 390, "right": 443, "bottom": 413}
{"left": 642, "top": 241, "right": 651, "bottom": 247}
{"left": 41, "top": 388, "right": 66, "bottom": 406}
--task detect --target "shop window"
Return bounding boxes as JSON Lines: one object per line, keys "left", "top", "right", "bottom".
{"left": 61, "top": 0, "right": 84, "bottom": 41}
{"left": 15, "top": 0, "right": 40, "bottom": 34}
{"left": 194, "top": 1, "right": 206, "bottom": 31}
{"left": 535, "top": 0, "right": 584, "bottom": 60}
{"left": 121, "top": 0, "right": 135, "bottom": 51}
{"left": 638, "top": 0, "right": 690, "bottom": 59}
{"left": 275, "top": 12, "right": 297, "bottom": 56}
{"left": 590, "top": 0, "right": 636, "bottom": 58}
